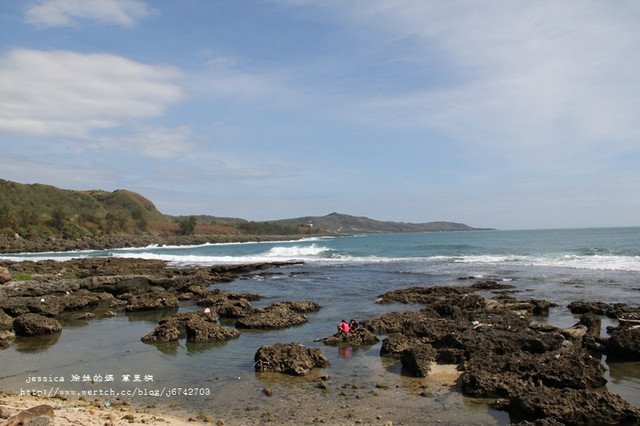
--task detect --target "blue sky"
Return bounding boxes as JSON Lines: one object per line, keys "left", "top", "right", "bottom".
{"left": 1, "top": 0, "right": 639, "bottom": 229}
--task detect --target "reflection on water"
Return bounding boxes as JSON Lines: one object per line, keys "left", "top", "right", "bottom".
{"left": 127, "top": 308, "right": 179, "bottom": 323}
{"left": 148, "top": 341, "right": 180, "bottom": 356}
{"left": 606, "top": 359, "right": 640, "bottom": 407}
{"left": 14, "top": 333, "right": 61, "bottom": 353}
{"left": 185, "top": 340, "right": 234, "bottom": 355}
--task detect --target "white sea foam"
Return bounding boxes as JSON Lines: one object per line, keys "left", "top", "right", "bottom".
{"left": 3, "top": 239, "right": 638, "bottom": 272}
{"left": 110, "top": 244, "right": 333, "bottom": 265}
{"left": 264, "top": 244, "right": 329, "bottom": 258}
{"left": 530, "top": 254, "right": 640, "bottom": 272}
{"left": 0, "top": 254, "right": 90, "bottom": 262}
{"left": 108, "top": 237, "right": 332, "bottom": 252}
{"left": 445, "top": 253, "right": 640, "bottom": 272}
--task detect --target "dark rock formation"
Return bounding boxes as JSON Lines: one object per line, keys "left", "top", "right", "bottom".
{"left": 503, "top": 384, "right": 640, "bottom": 425}
{"left": 141, "top": 322, "right": 182, "bottom": 344}
{"left": 568, "top": 300, "right": 640, "bottom": 319}
{"left": 380, "top": 333, "right": 419, "bottom": 358}
{"left": 123, "top": 289, "right": 179, "bottom": 312}
{"left": 461, "top": 351, "right": 606, "bottom": 398}
{"left": 185, "top": 317, "right": 240, "bottom": 343}
{"left": 13, "top": 313, "right": 62, "bottom": 336}
{"left": 254, "top": 342, "right": 329, "bottom": 376}
{"left": 196, "top": 289, "right": 262, "bottom": 318}
{"left": 363, "top": 284, "right": 639, "bottom": 424}
{"left": 486, "top": 297, "right": 557, "bottom": 315}
{"left": 361, "top": 310, "right": 424, "bottom": 334}
{"left": 606, "top": 324, "right": 640, "bottom": 360}
{"left": 314, "top": 329, "right": 379, "bottom": 346}
{"left": 375, "top": 285, "right": 473, "bottom": 304}
{"left": 236, "top": 301, "right": 316, "bottom": 329}
{"left": 400, "top": 344, "right": 437, "bottom": 377}
{"left": 141, "top": 310, "right": 219, "bottom": 344}
{"left": 469, "top": 280, "right": 515, "bottom": 290}
{"left": 281, "top": 300, "right": 321, "bottom": 313}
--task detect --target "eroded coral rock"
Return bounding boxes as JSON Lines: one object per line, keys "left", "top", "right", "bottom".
{"left": 254, "top": 342, "right": 329, "bottom": 376}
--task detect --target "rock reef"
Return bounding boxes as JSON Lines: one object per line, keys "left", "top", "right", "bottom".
{"left": 363, "top": 285, "right": 640, "bottom": 424}
{"left": 0, "top": 257, "right": 305, "bottom": 347}
{"left": 254, "top": 342, "right": 329, "bottom": 376}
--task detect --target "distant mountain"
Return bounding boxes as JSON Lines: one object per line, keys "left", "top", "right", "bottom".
{"left": 0, "top": 179, "right": 485, "bottom": 247}
{"left": 272, "top": 212, "right": 483, "bottom": 233}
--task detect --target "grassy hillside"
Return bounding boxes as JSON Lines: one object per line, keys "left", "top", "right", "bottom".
{"left": 0, "top": 180, "right": 167, "bottom": 239}
{"left": 0, "top": 179, "right": 484, "bottom": 246}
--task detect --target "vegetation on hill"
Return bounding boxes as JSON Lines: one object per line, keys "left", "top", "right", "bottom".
{"left": 0, "top": 179, "right": 485, "bottom": 250}
{"left": 272, "top": 212, "right": 480, "bottom": 233}
{"left": 0, "top": 180, "right": 168, "bottom": 240}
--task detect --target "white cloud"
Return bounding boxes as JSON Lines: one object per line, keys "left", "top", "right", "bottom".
{"left": 0, "top": 152, "right": 116, "bottom": 189}
{"left": 191, "top": 68, "right": 297, "bottom": 105}
{"left": 0, "top": 49, "right": 186, "bottom": 155}
{"left": 309, "top": 1, "right": 640, "bottom": 166}
{"left": 25, "top": 0, "right": 151, "bottom": 28}
{"left": 94, "top": 125, "right": 195, "bottom": 159}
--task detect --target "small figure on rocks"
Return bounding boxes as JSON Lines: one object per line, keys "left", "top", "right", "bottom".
{"left": 349, "top": 319, "right": 360, "bottom": 334}
{"left": 337, "top": 319, "right": 350, "bottom": 334}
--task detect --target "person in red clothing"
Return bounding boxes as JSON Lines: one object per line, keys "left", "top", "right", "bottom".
{"left": 337, "top": 319, "right": 350, "bottom": 334}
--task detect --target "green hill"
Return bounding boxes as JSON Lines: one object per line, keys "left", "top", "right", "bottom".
{"left": 0, "top": 179, "right": 167, "bottom": 239}
{"left": 0, "top": 179, "right": 486, "bottom": 246}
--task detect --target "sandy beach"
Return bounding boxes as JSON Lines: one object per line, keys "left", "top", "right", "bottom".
{"left": 0, "top": 391, "right": 195, "bottom": 425}
{"left": 1, "top": 363, "right": 467, "bottom": 426}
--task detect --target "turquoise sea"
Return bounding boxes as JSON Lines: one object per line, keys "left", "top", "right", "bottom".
{"left": 1, "top": 227, "right": 639, "bottom": 424}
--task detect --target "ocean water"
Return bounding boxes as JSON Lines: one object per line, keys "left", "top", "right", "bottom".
{"left": 1, "top": 228, "right": 639, "bottom": 423}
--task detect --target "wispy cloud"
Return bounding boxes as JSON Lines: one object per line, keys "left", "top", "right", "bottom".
{"left": 189, "top": 64, "right": 297, "bottom": 107}
{"left": 0, "top": 151, "right": 117, "bottom": 189}
{"left": 25, "top": 0, "right": 151, "bottom": 28}
{"left": 0, "top": 48, "right": 187, "bottom": 156}
{"left": 296, "top": 1, "right": 640, "bottom": 167}
{"left": 94, "top": 125, "right": 195, "bottom": 159}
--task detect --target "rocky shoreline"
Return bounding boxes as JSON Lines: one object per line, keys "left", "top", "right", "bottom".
{"left": 0, "top": 233, "right": 311, "bottom": 254}
{"left": 0, "top": 257, "right": 304, "bottom": 343}
{"left": 1, "top": 259, "right": 639, "bottom": 424}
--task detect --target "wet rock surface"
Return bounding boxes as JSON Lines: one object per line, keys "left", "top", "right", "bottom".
{"left": 375, "top": 285, "right": 474, "bottom": 304}
{"left": 568, "top": 300, "right": 640, "bottom": 319}
{"left": 363, "top": 285, "right": 640, "bottom": 424}
{"left": 141, "top": 310, "right": 230, "bottom": 344}
{"left": 12, "top": 313, "right": 62, "bottom": 336}
{"left": 469, "top": 280, "right": 515, "bottom": 290}
{"left": 122, "top": 289, "right": 180, "bottom": 312}
{"left": 503, "top": 384, "right": 640, "bottom": 425}
{"left": 606, "top": 323, "right": 640, "bottom": 361}
{"left": 314, "top": 329, "right": 379, "bottom": 346}
{"left": 400, "top": 343, "right": 437, "bottom": 377}
{"left": 185, "top": 317, "right": 240, "bottom": 343}
{"left": 0, "top": 257, "right": 304, "bottom": 347}
{"left": 235, "top": 301, "right": 317, "bottom": 329}
{"left": 254, "top": 342, "right": 329, "bottom": 376}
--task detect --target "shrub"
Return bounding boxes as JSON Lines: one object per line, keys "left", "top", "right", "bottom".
{"left": 177, "top": 216, "right": 197, "bottom": 235}
{"left": 62, "top": 223, "right": 82, "bottom": 239}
